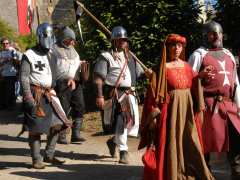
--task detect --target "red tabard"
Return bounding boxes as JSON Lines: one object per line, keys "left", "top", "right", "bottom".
{"left": 201, "top": 50, "right": 240, "bottom": 153}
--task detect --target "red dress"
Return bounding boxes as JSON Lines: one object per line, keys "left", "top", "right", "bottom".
{"left": 140, "top": 62, "right": 213, "bottom": 180}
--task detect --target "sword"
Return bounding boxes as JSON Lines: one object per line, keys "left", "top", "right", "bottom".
{"left": 77, "top": 19, "right": 84, "bottom": 45}
{"left": 76, "top": 6, "right": 84, "bottom": 45}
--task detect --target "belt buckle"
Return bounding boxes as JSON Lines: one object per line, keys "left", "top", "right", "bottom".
{"left": 130, "top": 87, "right": 135, "bottom": 91}
{"left": 217, "top": 95, "right": 223, "bottom": 102}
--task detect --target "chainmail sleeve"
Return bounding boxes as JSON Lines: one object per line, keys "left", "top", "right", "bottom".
{"left": 93, "top": 55, "right": 108, "bottom": 80}
{"left": 20, "top": 54, "right": 32, "bottom": 97}
{"left": 48, "top": 52, "right": 58, "bottom": 88}
{"left": 136, "top": 60, "right": 145, "bottom": 78}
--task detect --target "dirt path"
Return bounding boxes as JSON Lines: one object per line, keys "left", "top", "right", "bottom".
{"left": 0, "top": 106, "right": 231, "bottom": 180}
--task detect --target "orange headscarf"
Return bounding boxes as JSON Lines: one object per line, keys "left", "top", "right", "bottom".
{"left": 151, "top": 34, "right": 187, "bottom": 104}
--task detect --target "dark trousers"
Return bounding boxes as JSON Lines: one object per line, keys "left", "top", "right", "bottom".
{"left": 55, "top": 80, "right": 85, "bottom": 118}
{"left": 228, "top": 122, "right": 240, "bottom": 179}
{"left": 55, "top": 80, "right": 85, "bottom": 141}
{"left": 29, "top": 131, "right": 59, "bottom": 163}
{"left": 205, "top": 122, "right": 240, "bottom": 179}
{"left": 0, "top": 76, "right": 16, "bottom": 108}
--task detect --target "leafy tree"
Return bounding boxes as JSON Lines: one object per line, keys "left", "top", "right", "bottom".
{"left": 214, "top": 0, "right": 240, "bottom": 53}
{"left": 0, "top": 18, "right": 16, "bottom": 48}
{"left": 0, "top": 18, "right": 36, "bottom": 51}
{"left": 75, "top": 0, "right": 202, "bottom": 67}
{"left": 72, "top": 0, "right": 203, "bottom": 108}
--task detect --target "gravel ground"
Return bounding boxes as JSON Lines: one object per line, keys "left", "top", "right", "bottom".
{"left": 0, "top": 105, "right": 231, "bottom": 180}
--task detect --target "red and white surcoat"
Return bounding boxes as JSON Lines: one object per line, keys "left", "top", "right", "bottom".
{"left": 189, "top": 47, "right": 240, "bottom": 153}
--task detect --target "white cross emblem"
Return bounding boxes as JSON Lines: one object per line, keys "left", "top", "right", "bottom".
{"left": 218, "top": 60, "right": 230, "bottom": 85}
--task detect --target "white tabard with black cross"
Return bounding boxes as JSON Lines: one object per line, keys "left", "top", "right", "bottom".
{"left": 25, "top": 49, "right": 52, "bottom": 87}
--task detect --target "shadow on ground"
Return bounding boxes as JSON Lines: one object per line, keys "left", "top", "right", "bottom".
{"left": 0, "top": 147, "right": 30, "bottom": 158}
{"left": 11, "top": 163, "right": 143, "bottom": 180}
{"left": 0, "top": 134, "right": 28, "bottom": 142}
{"left": 0, "top": 103, "right": 23, "bottom": 124}
{"left": 0, "top": 146, "right": 110, "bottom": 162}
{"left": 0, "top": 161, "right": 30, "bottom": 170}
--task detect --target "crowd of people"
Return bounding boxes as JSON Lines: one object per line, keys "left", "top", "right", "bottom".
{"left": 1, "top": 20, "right": 240, "bottom": 180}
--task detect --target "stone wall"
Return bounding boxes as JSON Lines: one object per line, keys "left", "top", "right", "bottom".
{"left": 38, "top": 0, "right": 75, "bottom": 25}
{"left": 0, "top": 0, "right": 75, "bottom": 34}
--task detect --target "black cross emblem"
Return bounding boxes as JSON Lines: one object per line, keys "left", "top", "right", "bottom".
{"left": 34, "top": 61, "right": 45, "bottom": 71}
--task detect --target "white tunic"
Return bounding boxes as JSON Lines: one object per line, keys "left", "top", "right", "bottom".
{"left": 52, "top": 46, "right": 81, "bottom": 80}
{"left": 25, "top": 49, "right": 52, "bottom": 87}
{"left": 101, "top": 51, "right": 132, "bottom": 87}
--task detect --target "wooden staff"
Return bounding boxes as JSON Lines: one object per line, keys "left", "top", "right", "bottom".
{"left": 36, "top": 4, "right": 40, "bottom": 25}
{"left": 75, "top": 0, "right": 149, "bottom": 71}
{"left": 47, "top": 0, "right": 54, "bottom": 24}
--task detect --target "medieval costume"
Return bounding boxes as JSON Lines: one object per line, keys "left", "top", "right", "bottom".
{"left": 139, "top": 34, "right": 214, "bottom": 180}
{"left": 53, "top": 26, "right": 88, "bottom": 144}
{"left": 20, "top": 23, "right": 71, "bottom": 169}
{"left": 94, "top": 26, "right": 145, "bottom": 164}
{"left": 189, "top": 21, "right": 240, "bottom": 179}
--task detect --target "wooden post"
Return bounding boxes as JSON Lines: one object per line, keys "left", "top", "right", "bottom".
{"left": 36, "top": 0, "right": 40, "bottom": 26}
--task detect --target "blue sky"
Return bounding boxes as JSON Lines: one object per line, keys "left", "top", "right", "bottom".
{"left": 205, "top": 0, "right": 217, "bottom": 5}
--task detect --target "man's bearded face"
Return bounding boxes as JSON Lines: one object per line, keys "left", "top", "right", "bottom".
{"left": 114, "top": 38, "right": 128, "bottom": 51}
{"left": 207, "top": 31, "right": 223, "bottom": 48}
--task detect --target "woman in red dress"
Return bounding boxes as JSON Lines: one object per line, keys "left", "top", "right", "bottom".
{"left": 139, "top": 34, "right": 214, "bottom": 180}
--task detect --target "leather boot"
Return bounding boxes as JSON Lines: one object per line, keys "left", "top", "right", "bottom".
{"left": 43, "top": 157, "right": 65, "bottom": 165}
{"left": 71, "top": 118, "right": 86, "bottom": 142}
{"left": 119, "top": 151, "right": 129, "bottom": 164}
{"left": 106, "top": 137, "right": 117, "bottom": 158}
{"left": 45, "top": 131, "right": 59, "bottom": 159}
{"left": 44, "top": 131, "right": 65, "bottom": 165}
{"left": 230, "top": 154, "right": 240, "bottom": 180}
{"left": 29, "top": 135, "right": 45, "bottom": 169}
{"left": 33, "top": 161, "right": 45, "bottom": 169}
{"left": 57, "top": 131, "right": 69, "bottom": 144}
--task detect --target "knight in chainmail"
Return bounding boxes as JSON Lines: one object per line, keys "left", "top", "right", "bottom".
{"left": 93, "top": 26, "right": 149, "bottom": 164}
{"left": 189, "top": 21, "right": 240, "bottom": 179}
{"left": 52, "top": 26, "right": 87, "bottom": 144}
{"left": 20, "top": 23, "right": 71, "bottom": 169}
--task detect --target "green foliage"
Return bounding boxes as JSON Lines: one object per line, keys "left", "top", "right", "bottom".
{"left": 214, "top": 0, "right": 240, "bottom": 53}
{"left": 0, "top": 19, "right": 15, "bottom": 38}
{"left": 0, "top": 18, "right": 36, "bottom": 51}
{"left": 16, "top": 34, "right": 37, "bottom": 50}
{"left": 75, "top": 0, "right": 202, "bottom": 67}
{"left": 0, "top": 18, "right": 16, "bottom": 48}
{"left": 70, "top": 0, "right": 204, "bottom": 105}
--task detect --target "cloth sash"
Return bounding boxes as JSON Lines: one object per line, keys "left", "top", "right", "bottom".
{"left": 103, "top": 90, "right": 139, "bottom": 137}
{"left": 31, "top": 85, "right": 72, "bottom": 128}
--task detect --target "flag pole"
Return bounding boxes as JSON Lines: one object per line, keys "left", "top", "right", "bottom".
{"left": 47, "top": 0, "right": 54, "bottom": 24}
{"left": 36, "top": 0, "right": 40, "bottom": 26}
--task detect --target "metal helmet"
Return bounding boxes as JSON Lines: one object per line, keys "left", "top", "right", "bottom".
{"left": 111, "top": 26, "right": 128, "bottom": 40}
{"left": 202, "top": 21, "right": 223, "bottom": 48}
{"left": 36, "top": 22, "right": 55, "bottom": 49}
{"left": 60, "top": 26, "right": 76, "bottom": 48}
{"left": 62, "top": 26, "right": 76, "bottom": 41}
